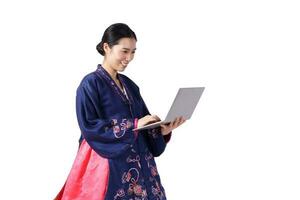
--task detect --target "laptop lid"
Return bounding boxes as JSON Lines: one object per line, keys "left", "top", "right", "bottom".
{"left": 133, "top": 87, "right": 205, "bottom": 131}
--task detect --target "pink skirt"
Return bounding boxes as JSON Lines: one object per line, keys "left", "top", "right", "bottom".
{"left": 54, "top": 139, "right": 109, "bottom": 200}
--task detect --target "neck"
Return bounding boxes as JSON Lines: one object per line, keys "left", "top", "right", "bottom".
{"left": 101, "top": 60, "right": 118, "bottom": 80}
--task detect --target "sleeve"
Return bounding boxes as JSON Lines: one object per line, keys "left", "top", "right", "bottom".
{"left": 76, "top": 79, "right": 138, "bottom": 159}
{"left": 138, "top": 92, "right": 172, "bottom": 157}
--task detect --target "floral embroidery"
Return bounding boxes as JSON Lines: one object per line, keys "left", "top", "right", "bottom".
{"left": 121, "top": 119, "right": 133, "bottom": 129}
{"left": 122, "top": 168, "right": 139, "bottom": 184}
{"left": 111, "top": 118, "right": 133, "bottom": 138}
{"left": 127, "top": 155, "right": 141, "bottom": 169}
{"left": 92, "top": 64, "right": 166, "bottom": 200}
{"left": 114, "top": 168, "right": 147, "bottom": 199}
{"left": 114, "top": 189, "right": 125, "bottom": 200}
{"left": 113, "top": 125, "right": 121, "bottom": 135}
{"left": 112, "top": 119, "right": 118, "bottom": 125}
{"left": 128, "top": 183, "right": 147, "bottom": 197}
{"left": 113, "top": 153, "right": 165, "bottom": 200}
{"left": 148, "top": 128, "right": 160, "bottom": 139}
{"left": 150, "top": 178, "right": 165, "bottom": 200}
{"left": 145, "top": 153, "right": 165, "bottom": 199}
{"left": 145, "top": 153, "right": 158, "bottom": 177}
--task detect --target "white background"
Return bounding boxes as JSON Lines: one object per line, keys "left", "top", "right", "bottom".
{"left": 0, "top": 0, "right": 299, "bottom": 199}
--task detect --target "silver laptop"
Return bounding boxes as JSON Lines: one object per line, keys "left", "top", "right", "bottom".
{"left": 133, "top": 87, "right": 205, "bottom": 131}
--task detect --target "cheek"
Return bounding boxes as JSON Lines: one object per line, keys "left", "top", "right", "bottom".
{"left": 116, "top": 52, "right": 127, "bottom": 60}
{"left": 109, "top": 53, "right": 123, "bottom": 62}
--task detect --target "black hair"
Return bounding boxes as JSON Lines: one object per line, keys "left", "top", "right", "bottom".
{"left": 96, "top": 23, "right": 137, "bottom": 56}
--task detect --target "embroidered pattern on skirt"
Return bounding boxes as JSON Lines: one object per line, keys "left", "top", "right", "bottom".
{"left": 113, "top": 167, "right": 148, "bottom": 200}
{"left": 145, "top": 152, "right": 165, "bottom": 200}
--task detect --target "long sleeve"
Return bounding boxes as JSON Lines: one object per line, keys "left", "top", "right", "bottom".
{"left": 139, "top": 92, "right": 172, "bottom": 157}
{"left": 76, "top": 79, "right": 137, "bottom": 159}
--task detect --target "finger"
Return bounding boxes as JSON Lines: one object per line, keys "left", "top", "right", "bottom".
{"left": 180, "top": 120, "right": 186, "bottom": 125}
{"left": 146, "top": 118, "right": 159, "bottom": 125}
{"left": 151, "top": 115, "right": 161, "bottom": 121}
{"left": 178, "top": 121, "right": 185, "bottom": 127}
{"left": 151, "top": 115, "right": 160, "bottom": 121}
{"left": 170, "top": 119, "right": 177, "bottom": 127}
{"left": 160, "top": 124, "right": 167, "bottom": 128}
{"left": 145, "top": 114, "right": 152, "bottom": 118}
{"left": 154, "top": 115, "right": 161, "bottom": 121}
{"left": 179, "top": 117, "right": 185, "bottom": 124}
{"left": 180, "top": 116, "right": 185, "bottom": 122}
{"left": 179, "top": 116, "right": 185, "bottom": 123}
{"left": 174, "top": 117, "right": 181, "bottom": 127}
{"left": 178, "top": 117, "right": 185, "bottom": 125}
{"left": 169, "top": 122, "right": 177, "bottom": 129}
{"left": 174, "top": 118, "right": 184, "bottom": 128}
{"left": 176, "top": 119, "right": 186, "bottom": 128}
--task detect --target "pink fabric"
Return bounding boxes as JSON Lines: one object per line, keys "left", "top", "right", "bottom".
{"left": 54, "top": 139, "right": 109, "bottom": 200}
{"left": 134, "top": 118, "right": 139, "bottom": 138}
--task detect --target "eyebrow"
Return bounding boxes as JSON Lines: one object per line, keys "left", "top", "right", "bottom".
{"left": 122, "top": 48, "right": 137, "bottom": 51}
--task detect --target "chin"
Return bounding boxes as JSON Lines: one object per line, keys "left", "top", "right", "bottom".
{"left": 118, "top": 65, "right": 127, "bottom": 71}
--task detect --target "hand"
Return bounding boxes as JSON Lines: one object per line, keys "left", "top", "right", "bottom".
{"left": 137, "top": 115, "right": 161, "bottom": 128}
{"left": 160, "top": 116, "right": 186, "bottom": 136}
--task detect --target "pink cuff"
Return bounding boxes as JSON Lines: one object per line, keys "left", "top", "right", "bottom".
{"left": 134, "top": 118, "right": 138, "bottom": 138}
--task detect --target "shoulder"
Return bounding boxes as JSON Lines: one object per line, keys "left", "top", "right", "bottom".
{"left": 80, "top": 71, "right": 100, "bottom": 84}
{"left": 77, "top": 71, "right": 104, "bottom": 92}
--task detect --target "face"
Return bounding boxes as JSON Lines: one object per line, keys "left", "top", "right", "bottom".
{"left": 103, "top": 37, "right": 137, "bottom": 72}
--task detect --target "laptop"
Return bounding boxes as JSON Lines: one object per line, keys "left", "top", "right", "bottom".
{"left": 133, "top": 87, "right": 205, "bottom": 131}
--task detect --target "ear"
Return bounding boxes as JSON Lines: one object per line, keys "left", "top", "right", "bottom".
{"left": 103, "top": 43, "right": 111, "bottom": 54}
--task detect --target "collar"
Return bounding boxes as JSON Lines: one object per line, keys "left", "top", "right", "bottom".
{"left": 96, "top": 64, "right": 133, "bottom": 105}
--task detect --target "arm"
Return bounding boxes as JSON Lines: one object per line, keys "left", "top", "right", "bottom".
{"left": 146, "top": 127, "right": 172, "bottom": 157}
{"left": 76, "top": 79, "right": 138, "bottom": 159}
{"left": 138, "top": 93, "right": 172, "bottom": 157}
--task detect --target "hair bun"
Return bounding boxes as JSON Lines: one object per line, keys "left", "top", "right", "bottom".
{"left": 96, "top": 41, "right": 104, "bottom": 56}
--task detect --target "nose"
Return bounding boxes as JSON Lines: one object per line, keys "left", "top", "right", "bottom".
{"left": 126, "top": 54, "right": 133, "bottom": 62}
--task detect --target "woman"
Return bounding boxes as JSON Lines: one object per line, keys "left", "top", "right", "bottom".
{"left": 55, "top": 23, "right": 185, "bottom": 200}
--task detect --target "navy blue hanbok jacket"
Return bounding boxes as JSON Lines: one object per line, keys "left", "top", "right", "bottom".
{"left": 55, "top": 64, "right": 171, "bottom": 200}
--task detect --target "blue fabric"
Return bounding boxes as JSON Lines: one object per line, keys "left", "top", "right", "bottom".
{"left": 75, "top": 64, "right": 170, "bottom": 200}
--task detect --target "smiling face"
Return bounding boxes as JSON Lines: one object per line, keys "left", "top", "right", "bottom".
{"left": 103, "top": 37, "right": 137, "bottom": 72}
